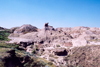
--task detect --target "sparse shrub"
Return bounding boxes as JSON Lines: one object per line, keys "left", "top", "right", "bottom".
{"left": 35, "top": 45, "right": 38, "bottom": 49}
{"left": 56, "top": 45, "right": 60, "bottom": 47}
{"left": 32, "top": 50, "right": 36, "bottom": 54}
{"left": 30, "top": 45, "right": 33, "bottom": 48}
{"left": 0, "top": 42, "right": 19, "bottom": 49}
{"left": 48, "top": 62, "right": 53, "bottom": 65}
{"left": 35, "top": 45, "right": 39, "bottom": 51}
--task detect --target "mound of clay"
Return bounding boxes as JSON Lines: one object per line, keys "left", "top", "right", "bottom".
{"left": 14, "top": 24, "right": 38, "bottom": 34}
{"left": 10, "top": 27, "right": 19, "bottom": 33}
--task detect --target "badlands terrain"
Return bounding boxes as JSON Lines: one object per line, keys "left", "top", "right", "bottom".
{"left": 1, "top": 23, "right": 100, "bottom": 67}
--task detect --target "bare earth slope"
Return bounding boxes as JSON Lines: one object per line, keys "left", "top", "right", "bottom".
{"left": 8, "top": 23, "right": 100, "bottom": 67}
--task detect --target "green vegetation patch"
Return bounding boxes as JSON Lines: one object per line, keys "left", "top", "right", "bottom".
{"left": 0, "top": 30, "right": 10, "bottom": 41}
{"left": 0, "top": 42, "right": 18, "bottom": 48}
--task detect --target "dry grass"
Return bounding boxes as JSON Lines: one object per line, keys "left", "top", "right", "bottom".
{"left": 37, "top": 58, "right": 56, "bottom": 67}
{"left": 64, "top": 45, "right": 100, "bottom": 67}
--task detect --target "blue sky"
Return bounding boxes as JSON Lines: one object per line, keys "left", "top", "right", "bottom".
{"left": 0, "top": 0, "right": 100, "bottom": 28}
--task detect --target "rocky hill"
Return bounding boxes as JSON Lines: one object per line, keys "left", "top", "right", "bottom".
{"left": 7, "top": 23, "right": 100, "bottom": 67}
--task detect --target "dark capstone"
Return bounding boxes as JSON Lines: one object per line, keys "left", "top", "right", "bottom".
{"left": 44, "top": 23, "right": 49, "bottom": 27}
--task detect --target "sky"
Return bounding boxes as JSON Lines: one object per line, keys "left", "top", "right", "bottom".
{"left": 0, "top": 0, "right": 100, "bottom": 29}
